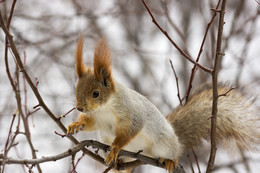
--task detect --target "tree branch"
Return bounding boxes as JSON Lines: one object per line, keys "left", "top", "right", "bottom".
{"left": 0, "top": 140, "right": 186, "bottom": 173}
{"left": 206, "top": 0, "right": 227, "bottom": 172}
{"left": 0, "top": 141, "right": 90, "bottom": 165}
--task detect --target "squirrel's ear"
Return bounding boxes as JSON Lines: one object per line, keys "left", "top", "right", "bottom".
{"left": 93, "top": 37, "right": 114, "bottom": 87}
{"left": 75, "top": 36, "right": 86, "bottom": 78}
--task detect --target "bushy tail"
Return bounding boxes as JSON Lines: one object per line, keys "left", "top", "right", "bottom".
{"left": 167, "top": 83, "right": 260, "bottom": 152}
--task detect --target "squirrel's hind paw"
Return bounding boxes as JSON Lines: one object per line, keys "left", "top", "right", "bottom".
{"left": 159, "top": 158, "right": 178, "bottom": 173}
{"left": 105, "top": 146, "right": 120, "bottom": 166}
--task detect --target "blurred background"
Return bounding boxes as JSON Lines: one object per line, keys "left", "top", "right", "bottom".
{"left": 0, "top": 0, "right": 260, "bottom": 172}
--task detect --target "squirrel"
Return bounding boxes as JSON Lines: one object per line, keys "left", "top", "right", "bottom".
{"left": 67, "top": 37, "right": 260, "bottom": 173}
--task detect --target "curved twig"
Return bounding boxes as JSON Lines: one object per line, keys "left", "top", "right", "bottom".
{"left": 142, "top": 0, "right": 212, "bottom": 73}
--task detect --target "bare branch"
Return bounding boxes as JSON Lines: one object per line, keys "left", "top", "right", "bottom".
{"left": 0, "top": 141, "right": 88, "bottom": 165}
{"left": 0, "top": 140, "right": 186, "bottom": 173}
{"left": 206, "top": 0, "right": 227, "bottom": 172}
{"left": 185, "top": 0, "right": 222, "bottom": 102}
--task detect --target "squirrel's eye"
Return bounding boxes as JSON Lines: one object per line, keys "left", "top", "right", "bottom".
{"left": 92, "top": 91, "right": 99, "bottom": 98}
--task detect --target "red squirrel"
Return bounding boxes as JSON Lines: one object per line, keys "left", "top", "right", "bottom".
{"left": 67, "top": 37, "right": 260, "bottom": 172}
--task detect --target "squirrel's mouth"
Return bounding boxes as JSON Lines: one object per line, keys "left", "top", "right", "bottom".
{"left": 80, "top": 108, "right": 95, "bottom": 115}
{"left": 76, "top": 102, "right": 101, "bottom": 114}
{"left": 76, "top": 107, "right": 84, "bottom": 112}
{"left": 76, "top": 106, "right": 90, "bottom": 113}
{"left": 76, "top": 103, "right": 90, "bottom": 113}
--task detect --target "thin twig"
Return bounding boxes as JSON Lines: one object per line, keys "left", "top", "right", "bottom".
{"left": 6, "top": 0, "right": 16, "bottom": 29}
{"left": 160, "top": 0, "right": 185, "bottom": 43}
{"left": 59, "top": 107, "right": 76, "bottom": 120}
{"left": 33, "top": 104, "right": 40, "bottom": 109}
{"left": 2, "top": 113, "right": 18, "bottom": 173}
{"left": 186, "top": 153, "right": 195, "bottom": 173}
{"left": 71, "top": 152, "right": 76, "bottom": 173}
{"left": 54, "top": 131, "right": 66, "bottom": 138}
{"left": 25, "top": 164, "right": 34, "bottom": 173}
{"left": 191, "top": 147, "right": 201, "bottom": 173}
{"left": 184, "top": 0, "right": 222, "bottom": 102}
{"left": 27, "top": 108, "right": 41, "bottom": 117}
{"left": 169, "top": 59, "right": 182, "bottom": 106}
{"left": 74, "top": 153, "right": 85, "bottom": 171}
{"left": 35, "top": 77, "right": 39, "bottom": 87}
{"left": 218, "top": 87, "right": 234, "bottom": 97}
{"left": 23, "top": 51, "right": 29, "bottom": 117}
{"left": 141, "top": 0, "right": 212, "bottom": 73}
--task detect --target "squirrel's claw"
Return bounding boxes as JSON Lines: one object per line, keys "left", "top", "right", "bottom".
{"left": 67, "top": 121, "right": 86, "bottom": 135}
{"left": 105, "top": 146, "right": 120, "bottom": 166}
{"left": 159, "top": 158, "right": 178, "bottom": 173}
{"left": 67, "top": 123, "right": 75, "bottom": 135}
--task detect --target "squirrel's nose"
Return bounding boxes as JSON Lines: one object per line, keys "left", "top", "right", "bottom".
{"left": 76, "top": 107, "right": 83, "bottom": 112}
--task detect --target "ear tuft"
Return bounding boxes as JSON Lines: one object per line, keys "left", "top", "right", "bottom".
{"left": 75, "top": 36, "right": 86, "bottom": 78}
{"left": 93, "top": 37, "right": 113, "bottom": 86}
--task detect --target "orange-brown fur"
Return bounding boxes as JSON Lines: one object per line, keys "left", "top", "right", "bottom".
{"left": 93, "top": 37, "right": 114, "bottom": 88}
{"left": 106, "top": 118, "right": 138, "bottom": 166}
{"left": 74, "top": 37, "right": 116, "bottom": 112}
{"left": 75, "top": 36, "right": 86, "bottom": 77}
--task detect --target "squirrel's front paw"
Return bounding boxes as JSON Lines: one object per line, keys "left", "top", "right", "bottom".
{"left": 105, "top": 146, "right": 120, "bottom": 166}
{"left": 67, "top": 121, "right": 86, "bottom": 135}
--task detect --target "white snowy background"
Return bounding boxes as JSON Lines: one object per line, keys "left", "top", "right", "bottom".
{"left": 0, "top": 0, "right": 260, "bottom": 173}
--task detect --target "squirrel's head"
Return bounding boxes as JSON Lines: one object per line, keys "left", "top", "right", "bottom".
{"left": 75, "top": 37, "right": 115, "bottom": 113}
